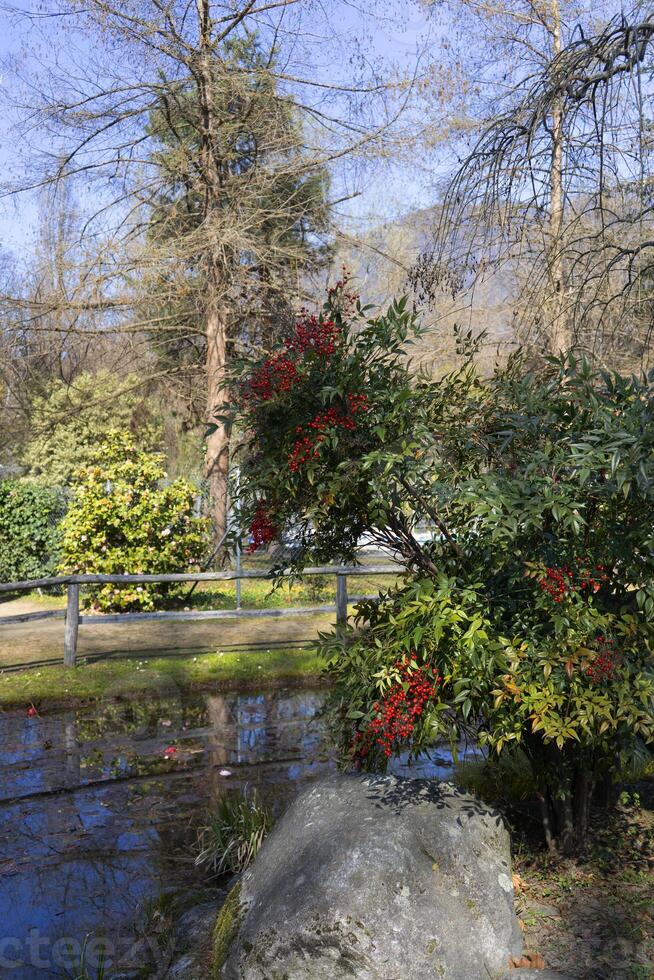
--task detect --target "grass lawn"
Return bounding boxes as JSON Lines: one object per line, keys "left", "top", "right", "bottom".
{"left": 0, "top": 645, "right": 324, "bottom": 709}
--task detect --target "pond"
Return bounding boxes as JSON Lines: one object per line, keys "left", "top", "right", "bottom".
{"left": 0, "top": 684, "right": 479, "bottom": 977}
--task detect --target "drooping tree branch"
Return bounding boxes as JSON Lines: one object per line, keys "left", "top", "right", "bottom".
{"left": 412, "top": 10, "right": 654, "bottom": 366}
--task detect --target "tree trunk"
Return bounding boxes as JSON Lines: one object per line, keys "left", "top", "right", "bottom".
{"left": 204, "top": 287, "right": 230, "bottom": 544}
{"left": 573, "top": 766, "right": 591, "bottom": 846}
{"left": 527, "top": 737, "right": 594, "bottom": 855}
{"left": 552, "top": 787, "right": 576, "bottom": 856}
{"left": 547, "top": 0, "right": 570, "bottom": 354}
{"left": 537, "top": 777, "right": 591, "bottom": 856}
{"left": 196, "top": 0, "right": 230, "bottom": 546}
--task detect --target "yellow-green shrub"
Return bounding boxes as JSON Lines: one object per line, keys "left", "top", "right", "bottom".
{"left": 59, "top": 431, "right": 209, "bottom": 611}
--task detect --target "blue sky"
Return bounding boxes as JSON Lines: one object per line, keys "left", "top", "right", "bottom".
{"left": 0, "top": 1, "right": 440, "bottom": 261}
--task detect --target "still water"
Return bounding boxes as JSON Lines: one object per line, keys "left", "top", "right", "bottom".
{"left": 0, "top": 685, "right": 475, "bottom": 977}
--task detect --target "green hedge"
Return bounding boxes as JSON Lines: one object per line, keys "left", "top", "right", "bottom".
{"left": 0, "top": 481, "right": 66, "bottom": 583}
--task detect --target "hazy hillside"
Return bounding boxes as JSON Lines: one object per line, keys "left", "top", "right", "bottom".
{"left": 331, "top": 207, "right": 519, "bottom": 375}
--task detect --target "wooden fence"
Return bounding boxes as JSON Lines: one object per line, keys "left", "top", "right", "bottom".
{"left": 0, "top": 565, "right": 399, "bottom": 667}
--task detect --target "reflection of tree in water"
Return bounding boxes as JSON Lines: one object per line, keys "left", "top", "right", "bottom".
{"left": 205, "top": 690, "right": 326, "bottom": 772}
{"left": 64, "top": 712, "right": 81, "bottom": 789}
{"left": 0, "top": 772, "right": 170, "bottom": 978}
{"left": 205, "top": 693, "right": 271, "bottom": 767}
{"left": 0, "top": 688, "right": 333, "bottom": 978}
{"left": 74, "top": 694, "right": 188, "bottom": 743}
{"left": 0, "top": 710, "right": 84, "bottom": 800}
{"left": 205, "top": 693, "right": 231, "bottom": 769}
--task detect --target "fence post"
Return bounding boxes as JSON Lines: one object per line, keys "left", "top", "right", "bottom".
{"left": 336, "top": 572, "right": 348, "bottom": 627}
{"left": 64, "top": 583, "right": 80, "bottom": 667}
{"left": 235, "top": 539, "right": 242, "bottom": 611}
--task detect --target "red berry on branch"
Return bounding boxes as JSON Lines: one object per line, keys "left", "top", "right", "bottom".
{"left": 288, "top": 402, "right": 363, "bottom": 470}
{"left": 248, "top": 503, "right": 279, "bottom": 552}
{"left": 287, "top": 314, "right": 340, "bottom": 358}
{"left": 585, "top": 636, "right": 618, "bottom": 683}
{"left": 245, "top": 353, "right": 301, "bottom": 403}
{"left": 353, "top": 655, "right": 441, "bottom": 764}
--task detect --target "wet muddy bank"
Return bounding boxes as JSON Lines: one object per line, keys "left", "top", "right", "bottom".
{"left": 2, "top": 668, "right": 329, "bottom": 713}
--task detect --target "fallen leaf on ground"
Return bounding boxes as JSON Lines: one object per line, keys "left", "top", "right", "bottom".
{"left": 509, "top": 952, "right": 546, "bottom": 969}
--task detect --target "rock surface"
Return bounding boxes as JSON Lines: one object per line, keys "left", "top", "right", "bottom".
{"left": 501, "top": 973, "right": 576, "bottom": 979}
{"left": 176, "top": 897, "right": 227, "bottom": 953}
{"left": 167, "top": 897, "right": 226, "bottom": 978}
{"left": 214, "top": 774, "right": 523, "bottom": 979}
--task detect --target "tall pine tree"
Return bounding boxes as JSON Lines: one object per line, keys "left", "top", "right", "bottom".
{"left": 144, "top": 34, "right": 332, "bottom": 536}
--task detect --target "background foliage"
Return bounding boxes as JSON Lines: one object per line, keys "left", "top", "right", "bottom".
{"left": 21, "top": 370, "right": 163, "bottom": 487}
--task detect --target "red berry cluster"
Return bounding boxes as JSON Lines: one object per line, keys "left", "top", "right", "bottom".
{"left": 245, "top": 353, "right": 300, "bottom": 403}
{"left": 353, "top": 655, "right": 440, "bottom": 760}
{"left": 247, "top": 503, "right": 278, "bottom": 553}
{"left": 312, "top": 406, "right": 357, "bottom": 432}
{"left": 288, "top": 433, "right": 319, "bottom": 471}
{"left": 286, "top": 313, "right": 340, "bottom": 357}
{"left": 539, "top": 558, "right": 608, "bottom": 602}
{"left": 327, "top": 267, "right": 359, "bottom": 311}
{"left": 289, "top": 407, "right": 351, "bottom": 470}
{"left": 288, "top": 396, "right": 369, "bottom": 472}
{"left": 539, "top": 567, "right": 572, "bottom": 602}
{"left": 585, "top": 635, "right": 618, "bottom": 683}
{"left": 347, "top": 392, "right": 369, "bottom": 414}
{"left": 243, "top": 311, "right": 342, "bottom": 405}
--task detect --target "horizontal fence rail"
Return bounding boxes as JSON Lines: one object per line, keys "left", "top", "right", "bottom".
{"left": 0, "top": 565, "right": 398, "bottom": 590}
{"left": 0, "top": 564, "right": 402, "bottom": 667}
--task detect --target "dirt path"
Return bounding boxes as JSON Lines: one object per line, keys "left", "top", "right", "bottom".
{"left": 0, "top": 598, "right": 336, "bottom": 669}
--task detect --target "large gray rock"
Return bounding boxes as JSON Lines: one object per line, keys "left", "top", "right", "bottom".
{"left": 168, "top": 898, "right": 226, "bottom": 978}
{"left": 501, "top": 973, "right": 576, "bottom": 980}
{"left": 213, "top": 774, "right": 523, "bottom": 978}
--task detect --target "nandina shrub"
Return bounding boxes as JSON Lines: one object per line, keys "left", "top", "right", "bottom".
{"left": 228, "top": 284, "right": 654, "bottom": 855}
{"left": 227, "top": 279, "right": 409, "bottom": 560}
{"left": 58, "top": 430, "right": 209, "bottom": 611}
{"left": 324, "top": 572, "right": 653, "bottom": 856}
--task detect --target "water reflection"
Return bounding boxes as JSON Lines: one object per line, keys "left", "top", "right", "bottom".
{"left": 0, "top": 687, "right": 478, "bottom": 977}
